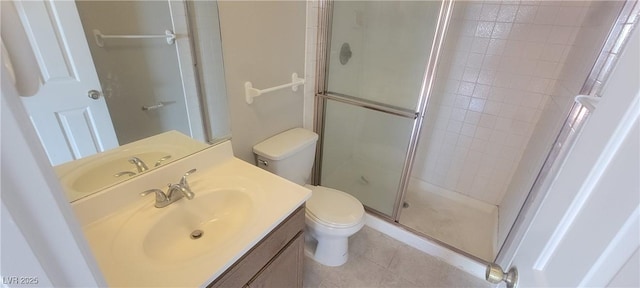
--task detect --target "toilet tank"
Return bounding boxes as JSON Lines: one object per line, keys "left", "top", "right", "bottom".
{"left": 252, "top": 128, "right": 318, "bottom": 185}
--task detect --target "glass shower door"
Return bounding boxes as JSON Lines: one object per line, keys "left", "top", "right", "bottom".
{"left": 318, "top": 1, "right": 442, "bottom": 217}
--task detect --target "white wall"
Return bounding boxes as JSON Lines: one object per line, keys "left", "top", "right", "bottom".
{"left": 0, "top": 1, "right": 41, "bottom": 97}
{"left": 1, "top": 68, "right": 105, "bottom": 286}
{"left": 498, "top": 1, "right": 624, "bottom": 246}
{"left": 218, "top": 1, "right": 306, "bottom": 163}
{"left": 76, "top": 1, "right": 192, "bottom": 145}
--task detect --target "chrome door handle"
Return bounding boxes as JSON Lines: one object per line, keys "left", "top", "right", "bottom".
{"left": 88, "top": 89, "right": 101, "bottom": 100}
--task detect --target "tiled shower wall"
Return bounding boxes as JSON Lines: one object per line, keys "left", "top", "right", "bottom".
{"left": 412, "top": 1, "right": 594, "bottom": 205}
{"left": 304, "top": 0, "right": 319, "bottom": 131}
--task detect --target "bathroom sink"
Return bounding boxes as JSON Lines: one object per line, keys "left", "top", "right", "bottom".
{"left": 112, "top": 188, "right": 255, "bottom": 265}
{"left": 69, "top": 151, "right": 169, "bottom": 193}
{"left": 76, "top": 141, "right": 311, "bottom": 287}
{"left": 55, "top": 130, "right": 209, "bottom": 201}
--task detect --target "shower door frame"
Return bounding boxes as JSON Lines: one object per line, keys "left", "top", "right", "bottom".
{"left": 314, "top": 0, "right": 640, "bottom": 266}
{"left": 313, "top": 0, "right": 454, "bottom": 220}
{"left": 313, "top": 0, "right": 478, "bottom": 257}
{"left": 314, "top": 0, "right": 499, "bottom": 264}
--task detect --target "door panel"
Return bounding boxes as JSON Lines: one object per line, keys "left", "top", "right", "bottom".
{"left": 509, "top": 27, "right": 639, "bottom": 287}
{"left": 14, "top": 0, "right": 118, "bottom": 166}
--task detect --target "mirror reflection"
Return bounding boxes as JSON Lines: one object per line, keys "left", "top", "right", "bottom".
{"left": 2, "top": 0, "right": 230, "bottom": 201}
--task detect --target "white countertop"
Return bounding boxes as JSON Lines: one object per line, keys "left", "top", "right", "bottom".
{"left": 73, "top": 141, "right": 311, "bottom": 287}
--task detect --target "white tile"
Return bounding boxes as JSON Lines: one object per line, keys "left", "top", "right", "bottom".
{"left": 461, "top": 20, "right": 479, "bottom": 36}
{"left": 470, "top": 138, "right": 488, "bottom": 152}
{"left": 477, "top": 69, "right": 497, "bottom": 85}
{"left": 446, "top": 120, "right": 463, "bottom": 133}
{"left": 554, "top": 6, "right": 587, "bottom": 26}
{"left": 529, "top": 25, "right": 551, "bottom": 42}
{"left": 473, "top": 84, "right": 491, "bottom": 99}
{"left": 458, "top": 82, "right": 476, "bottom": 97}
{"left": 487, "top": 38, "right": 507, "bottom": 55}
{"left": 464, "top": 111, "right": 482, "bottom": 124}
{"left": 462, "top": 67, "right": 480, "bottom": 82}
{"left": 475, "top": 21, "right": 495, "bottom": 38}
{"left": 548, "top": 26, "right": 577, "bottom": 45}
{"left": 479, "top": 4, "right": 500, "bottom": 21}
{"left": 482, "top": 54, "right": 501, "bottom": 70}
{"left": 492, "top": 22, "right": 512, "bottom": 39}
{"left": 534, "top": 5, "right": 559, "bottom": 25}
{"left": 466, "top": 53, "right": 485, "bottom": 68}
{"left": 474, "top": 127, "right": 493, "bottom": 141}
{"left": 458, "top": 134, "right": 473, "bottom": 149}
{"left": 469, "top": 97, "right": 486, "bottom": 112}
{"left": 509, "top": 23, "right": 528, "bottom": 41}
{"left": 515, "top": 5, "right": 538, "bottom": 23}
{"left": 461, "top": 123, "right": 477, "bottom": 137}
{"left": 478, "top": 114, "right": 497, "bottom": 128}
{"left": 470, "top": 37, "right": 490, "bottom": 54}
{"left": 523, "top": 42, "right": 545, "bottom": 60}
{"left": 484, "top": 100, "right": 502, "bottom": 115}
{"left": 497, "top": 5, "right": 518, "bottom": 22}
{"left": 451, "top": 107, "right": 467, "bottom": 121}
{"left": 464, "top": 3, "right": 483, "bottom": 20}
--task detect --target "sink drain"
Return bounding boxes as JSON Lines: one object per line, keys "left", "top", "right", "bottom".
{"left": 190, "top": 229, "right": 203, "bottom": 240}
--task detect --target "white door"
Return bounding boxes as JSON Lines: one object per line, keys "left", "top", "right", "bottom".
{"left": 13, "top": 0, "right": 118, "bottom": 166}
{"left": 503, "top": 27, "right": 640, "bottom": 287}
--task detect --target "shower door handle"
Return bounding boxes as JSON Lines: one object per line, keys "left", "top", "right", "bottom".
{"left": 87, "top": 89, "right": 102, "bottom": 100}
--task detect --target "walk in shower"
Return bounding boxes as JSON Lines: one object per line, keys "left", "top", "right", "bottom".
{"left": 314, "top": 0, "right": 635, "bottom": 263}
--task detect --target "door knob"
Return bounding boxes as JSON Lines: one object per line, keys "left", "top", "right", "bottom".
{"left": 486, "top": 263, "right": 518, "bottom": 288}
{"left": 87, "top": 89, "right": 101, "bottom": 100}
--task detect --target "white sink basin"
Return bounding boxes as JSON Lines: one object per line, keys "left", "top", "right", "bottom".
{"left": 76, "top": 141, "right": 310, "bottom": 287}
{"left": 69, "top": 151, "right": 169, "bottom": 193}
{"left": 56, "top": 131, "right": 209, "bottom": 201}
{"left": 113, "top": 187, "right": 256, "bottom": 265}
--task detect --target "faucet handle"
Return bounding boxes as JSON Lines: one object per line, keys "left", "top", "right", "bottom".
{"left": 154, "top": 155, "right": 172, "bottom": 167}
{"left": 129, "top": 157, "right": 149, "bottom": 172}
{"left": 179, "top": 169, "right": 197, "bottom": 187}
{"left": 140, "top": 188, "right": 168, "bottom": 204}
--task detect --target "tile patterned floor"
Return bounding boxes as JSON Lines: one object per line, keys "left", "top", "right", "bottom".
{"left": 303, "top": 227, "right": 490, "bottom": 288}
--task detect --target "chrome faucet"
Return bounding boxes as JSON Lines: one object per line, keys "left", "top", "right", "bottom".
{"left": 128, "top": 157, "right": 149, "bottom": 173}
{"left": 140, "top": 169, "right": 197, "bottom": 208}
{"left": 154, "top": 155, "right": 172, "bottom": 167}
{"left": 114, "top": 171, "right": 136, "bottom": 177}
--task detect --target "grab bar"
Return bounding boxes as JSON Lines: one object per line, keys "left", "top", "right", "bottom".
{"left": 245, "top": 73, "right": 305, "bottom": 104}
{"left": 93, "top": 29, "right": 176, "bottom": 48}
{"left": 141, "top": 101, "right": 175, "bottom": 111}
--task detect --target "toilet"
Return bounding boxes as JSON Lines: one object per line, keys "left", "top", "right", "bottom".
{"left": 253, "top": 128, "right": 365, "bottom": 267}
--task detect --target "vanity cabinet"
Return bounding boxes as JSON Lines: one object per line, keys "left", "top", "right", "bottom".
{"left": 208, "top": 206, "right": 305, "bottom": 288}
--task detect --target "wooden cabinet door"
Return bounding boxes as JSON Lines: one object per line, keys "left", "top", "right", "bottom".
{"left": 247, "top": 233, "right": 304, "bottom": 288}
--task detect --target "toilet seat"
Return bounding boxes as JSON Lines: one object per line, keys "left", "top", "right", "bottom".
{"left": 305, "top": 185, "right": 364, "bottom": 228}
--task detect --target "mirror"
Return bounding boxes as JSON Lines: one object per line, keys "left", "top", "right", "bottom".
{"left": 1, "top": 0, "right": 230, "bottom": 201}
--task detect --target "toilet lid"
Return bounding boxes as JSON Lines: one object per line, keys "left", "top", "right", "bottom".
{"left": 305, "top": 185, "right": 364, "bottom": 228}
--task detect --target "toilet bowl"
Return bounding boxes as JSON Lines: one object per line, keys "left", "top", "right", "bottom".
{"left": 252, "top": 128, "right": 365, "bottom": 267}
{"left": 304, "top": 185, "right": 365, "bottom": 266}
